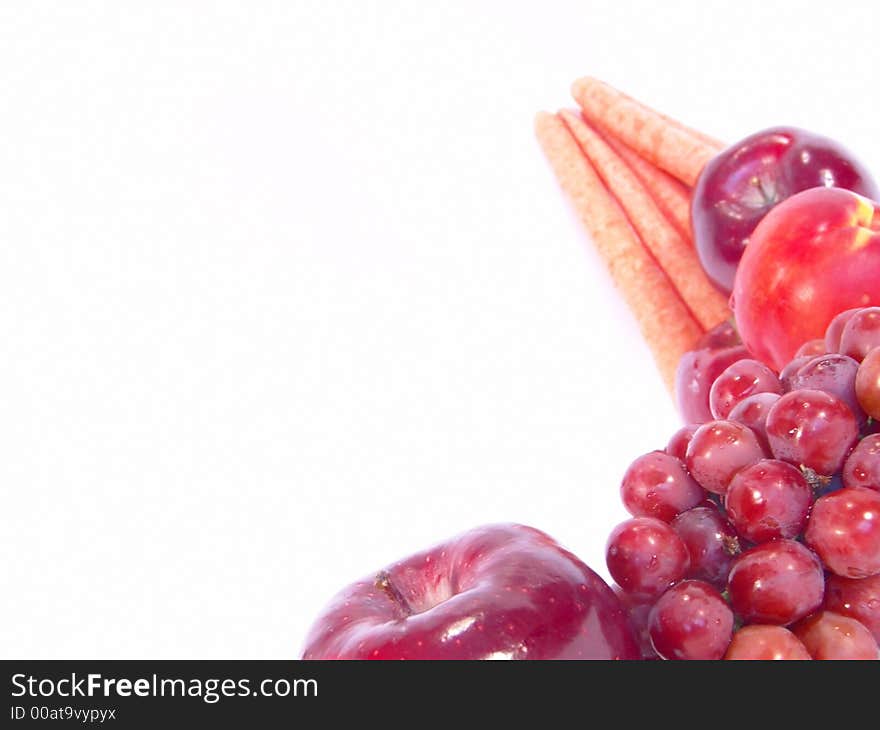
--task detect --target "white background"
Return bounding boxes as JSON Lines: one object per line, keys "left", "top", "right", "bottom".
{"left": 3, "top": 1, "right": 880, "bottom": 658}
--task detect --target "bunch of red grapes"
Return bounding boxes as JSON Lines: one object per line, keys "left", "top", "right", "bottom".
{"left": 607, "top": 309, "right": 880, "bottom": 660}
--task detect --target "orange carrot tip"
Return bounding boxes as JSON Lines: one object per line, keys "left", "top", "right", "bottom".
{"left": 557, "top": 109, "right": 729, "bottom": 332}
{"left": 534, "top": 110, "right": 703, "bottom": 390}
{"left": 571, "top": 77, "right": 723, "bottom": 187}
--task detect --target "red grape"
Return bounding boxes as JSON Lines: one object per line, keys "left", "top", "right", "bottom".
{"left": 795, "top": 339, "right": 827, "bottom": 358}
{"left": 779, "top": 355, "right": 815, "bottom": 392}
{"left": 824, "top": 573, "right": 880, "bottom": 642}
{"left": 671, "top": 505, "right": 739, "bottom": 586}
{"left": 685, "top": 420, "right": 766, "bottom": 495}
{"left": 841, "top": 434, "right": 880, "bottom": 492}
{"left": 765, "top": 389, "right": 858, "bottom": 475}
{"left": 676, "top": 345, "right": 750, "bottom": 425}
{"left": 723, "top": 625, "right": 812, "bottom": 660}
{"left": 727, "top": 392, "right": 780, "bottom": 452}
{"left": 620, "top": 451, "right": 704, "bottom": 522}
{"left": 709, "top": 358, "right": 782, "bottom": 420}
{"left": 613, "top": 586, "right": 660, "bottom": 660}
{"left": 666, "top": 424, "right": 699, "bottom": 462}
{"left": 793, "top": 611, "right": 880, "bottom": 660}
{"left": 789, "top": 353, "right": 865, "bottom": 425}
{"left": 855, "top": 346, "right": 880, "bottom": 420}
{"left": 727, "top": 539, "right": 824, "bottom": 625}
{"left": 606, "top": 518, "right": 690, "bottom": 600}
{"left": 647, "top": 580, "right": 734, "bottom": 660}
{"left": 825, "top": 307, "right": 863, "bottom": 353}
{"left": 696, "top": 320, "right": 742, "bottom": 351}
{"left": 805, "top": 486, "right": 880, "bottom": 578}
{"left": 839, "top": 307, "right": 880, "bottom": 361}
{"left": 724, "top": 459, "right": 811, "bottom": 543}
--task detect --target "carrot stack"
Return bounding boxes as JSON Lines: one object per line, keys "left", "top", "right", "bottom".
{"left": 534, "top": 112, "right": 703, "bottom": 391}
{"left": 602, "top": 133, "right": 693, "bottom": 241}
{"left": 571, "top": 77, "right": 724, "bottom": 186}
{"left": 559, "top": 108, "right": 729, "bottom": 332}
{"left": 535, "top": 78, "right": 730, "bottom": 397}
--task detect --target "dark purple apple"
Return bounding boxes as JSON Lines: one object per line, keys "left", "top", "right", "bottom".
{"left": 300, "top": 523, "right": 639, "bottom": 660}
{"left": 692, "top": 126, "right": 879, "bottom": 294}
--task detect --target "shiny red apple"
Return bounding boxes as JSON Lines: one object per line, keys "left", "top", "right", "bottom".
{"left": 732, "top": 187, "right": 880, "bottom": 372}
{"left": 692, "top": 126, "right": 878, "bottom": 294}
{"left": 300, "top": 523, "right": 639, "bottom": 659}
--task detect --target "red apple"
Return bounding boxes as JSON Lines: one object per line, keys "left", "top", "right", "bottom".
{"left": 692, "top": 126, "right": 879, "bottom": 294}
{"left": 300, "top": 523, "right": 639, "bottom": 660}
{"left": 732, "top": 187, "right": 880, "bottom": 371}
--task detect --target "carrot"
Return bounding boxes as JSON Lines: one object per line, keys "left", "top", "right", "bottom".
{"left": 625, "top": 89, "right": 723, "bottom": 151}
{"left": 578, "top": 76, "right": 726, "bottom": 151}
{"left": 602, "top": 133, "right": 693, "bottom": 242}
{"left": 534, "top": 111, "right": 703, "bottom": 391}
{"left": 559, "top": 109, "right": 730, "bottom": 332}
{"left": 571, "top": 77, "right": 724, "bottom": 186}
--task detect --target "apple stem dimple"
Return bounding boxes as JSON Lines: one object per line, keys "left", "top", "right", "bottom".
{"left": 753, "top": 175, "right": 777, "bottom": 206}
{"left": 375, "top": 571, "right": 414, "bottom": 617}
